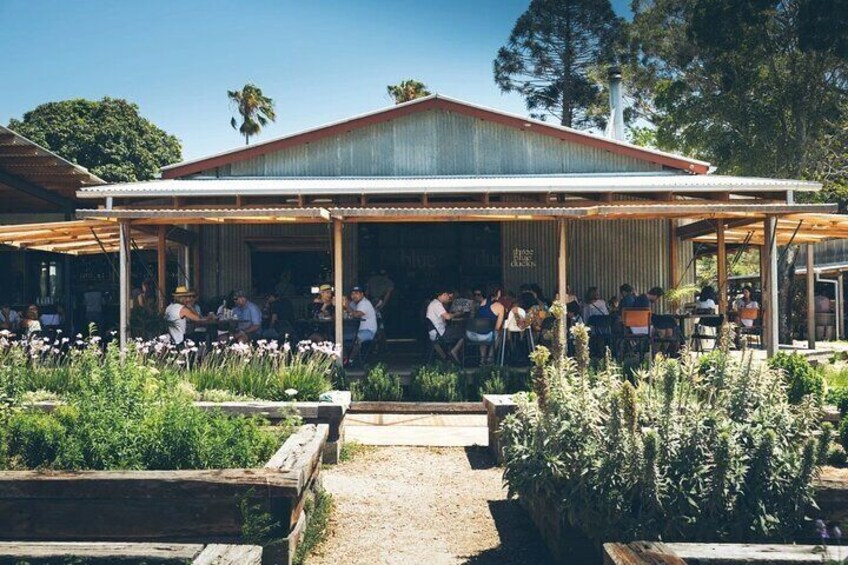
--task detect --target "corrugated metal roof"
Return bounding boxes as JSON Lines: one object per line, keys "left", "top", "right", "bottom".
{"left": 78, "top": 207, "right": 331, "bottom": 220}
{"left": 159, "top": 95, "right": 712, "bottom": 178}
{"left": 0, "top": 220, "right": 178, "bottom": 255}
{"left": 77, "top": 173, "right": 821, "bottom": 199}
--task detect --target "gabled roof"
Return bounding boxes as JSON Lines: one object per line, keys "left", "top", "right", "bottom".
{"left": 161, "top": 95, "right": 711, "bottom": 179}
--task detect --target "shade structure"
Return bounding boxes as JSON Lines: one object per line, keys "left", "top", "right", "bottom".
{"left": 0, "top": 220, "right": 186, "bottom": 255}
{"left": 689, "top": 213, "right": 848, "bottom": 246}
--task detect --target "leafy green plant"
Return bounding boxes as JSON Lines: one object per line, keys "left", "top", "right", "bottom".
{"left": 351, "top": 364, "right": 403, "bottom": 401}
{"left": 501, "top": 333, "right": 821, "bottom": 545}
{"left": 129, "top": 307, "right": 172, "bottom": 341}
{"left": 409, "top": 365, "right": 462, "bottom": 402}
{"left": 768, "top": 352, "right": 825, "bottom": 405}
{"left": 293, "top": 487, "right": 334, "bottom": 565}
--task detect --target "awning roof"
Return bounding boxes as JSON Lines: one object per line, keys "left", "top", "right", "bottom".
{"left": 691, "top": 213, "right": 848, "bottom": 246}
{"left": 0, "top": 220, "right": 187, "bottom": 255}
{"left": 0, "top": 125, "right": 104, "bottom": 213}
{"left": 76, "top": 173, "right": 821, "bottom": 199}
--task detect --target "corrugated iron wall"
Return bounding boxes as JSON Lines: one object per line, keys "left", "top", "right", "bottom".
{"left": 198, "top": 223, "right": 357, "bottom": 299}
{"left": 798, "top": 239, "right": 848, "bottom": 268}
{"left": 502, "top": 219, "right": 694, "bottom": 302}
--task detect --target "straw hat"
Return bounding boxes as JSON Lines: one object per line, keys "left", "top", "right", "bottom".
{"left": 172, "top": 285, "right": 197, "bottom": 298}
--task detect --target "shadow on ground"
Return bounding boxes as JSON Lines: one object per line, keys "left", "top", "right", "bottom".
{"left": 464, "top": 445, "right": 497, "bottom": 470}
{"left": 461, "top": 499, "right": 555, "bottom": 564}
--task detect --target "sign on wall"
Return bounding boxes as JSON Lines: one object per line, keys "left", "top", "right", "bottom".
{"left": 510, "top": 248, "right": 536, "bottom": 268}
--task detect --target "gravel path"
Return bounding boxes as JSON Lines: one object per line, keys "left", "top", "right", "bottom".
{"left": 308, "top": 446, "right": 552, "bottom": 565}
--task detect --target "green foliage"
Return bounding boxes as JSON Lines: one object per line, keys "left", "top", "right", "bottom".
{"left": 409, "top": 364, "right": 462, "bottom": 402}
{"left": 0, "top": 343, "right": 294, "bottom": 471}
{"left": 767, "top": 353, "right": 825, "bottom": 405}
{"left": 338, "top": 440, "right": 375, "bottom": 464}
{"left": 7, "top": 98, "right": 181, "bottom": 182}
{"left": 228, "top": 83, "right": 276, "bottom": 145}
{"left": 351, "top": 364, "right": 403, "bottom": 401}
{"left": 501, "top": 352, "right": 820, "bottom": 544}
{"left": 840, "top": 416, "right": 848, "bottom": 452}
{"left": 494, "top": 0, "right": 625, "bottom": 128}
{"left": 827, "top": 443, "right": 848, "bottom": 467}
{"left": 386, "top": 80, "right": 431, "bottom": 104}
{"left": 239, "top": 490, "right": 284, "bottom": 547}
{"left": 293, "top": 488, "right": 334, "bottom": 565}
{"left": 130, "top": 307, "right": 172, "bottom": 341}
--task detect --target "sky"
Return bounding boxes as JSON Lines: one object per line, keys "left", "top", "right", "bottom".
{"left": 0, "top": 0, "right": 632, "bottom": 162}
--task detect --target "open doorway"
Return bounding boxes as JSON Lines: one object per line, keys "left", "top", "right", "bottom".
{"left": 358, "top": 222, "right": 501, "bottom": 340}
{"left": 251, "top": 251, "right": 331, "bottom": 318}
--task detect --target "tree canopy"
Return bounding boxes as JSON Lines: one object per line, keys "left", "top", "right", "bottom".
{"left": 228, "top": 84, "right": 276, "bottom": 145}
{"left": 8, "top": 98, "right": 182, "bottom": 183}
{"left": 494, "top": 0, "right": 624, "bottom": 128}
{"left": 386, "top": 80, "right": 431, "bottom": 104}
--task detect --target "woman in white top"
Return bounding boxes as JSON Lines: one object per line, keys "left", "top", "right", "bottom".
{"left": 692, "top": 286, "right": 718, "bottom": 343}
{"left": 165, "top": 287, "right": 209, "bottom": 346}
{"left": 582, "top": 287, "right": 609, "bottom": 323}
{"left": 732, "top": 286, "right": 759, "bottom": 327}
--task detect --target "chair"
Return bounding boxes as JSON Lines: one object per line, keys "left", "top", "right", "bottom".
{"left": 619, "top": 308, "right": 651, "bottom": 360}
{"left": 689, "top": 311, "right": 724, "bottom": 352}
{"left": 463, "top": 316, "right": 497, "bottom": 369}
{"left": 499, "top": 323, "right": 534, "bottom": 366}
{"left": 737, "top": 308, "right": 762, "bottom": 347}
{"left": 424, "top": 318, "right": 461, "bottom": 364}
{"left": 586, "top": 314, "right": 613, "bottom": 358}
{"left": 650, "top": 314, "right": 682, "bottom": 358}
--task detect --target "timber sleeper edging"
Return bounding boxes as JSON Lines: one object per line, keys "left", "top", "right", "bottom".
{"left": 0, "top": 542, "right": 263, "bottom": 564}
{"left": 0, "top": 423, "right": 329, "bottom": 565}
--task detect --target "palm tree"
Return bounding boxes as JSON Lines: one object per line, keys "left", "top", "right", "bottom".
{"left": 228, "top": 84, "right": 276, "bottom": 145}
{"left": 386, "top": 80, "right": 431, "bottom": 104}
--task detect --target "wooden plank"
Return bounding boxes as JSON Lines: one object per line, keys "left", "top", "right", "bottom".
{"left": 0, "top": 541, "right": 204, "bottom": 561}
{"left": 807, "top": 244, "right": 816, "bottom": 349}
{"left": 158, "top": 225, "right": 167, "bottom": 313}
{"left": 193, "top": 543, "right": 263, "bottom": 565}
{"left": 349, "top": 401, "right": 486, "bottom": 414}
{"left": 333, "top": 219, "right": 343, "bottom": 360}
{"left": 666, "top": 543, "right": 823, "bottom": 563}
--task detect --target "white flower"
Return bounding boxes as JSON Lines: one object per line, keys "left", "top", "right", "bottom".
{"left": 284, "top": 388, "right": 298, "bottom": 397}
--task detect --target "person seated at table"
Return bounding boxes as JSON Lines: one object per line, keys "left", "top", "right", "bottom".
{"left": 233, "top": 290, "right": 262, "bottom": 343}
{"left": 466, "top": 287, "right": 505, "bottom": 365}
{"left": 426, "top": 288, "right": 464, "bottom": 364}
{"left": 582, "top": 287, "right": 609, "bottom": 323}
{"left": 311, "top": 284, "right": 335, "bottom": 320}
{"left": 628, "top": 287, "right": 664, "bottom": 336}
{"left": 133, "top": 277, "right": 158, "bottom": 311}
{"left": 608, "top": 296, "right": 620, "bottom": 314}
{"left": 0, "top": 304, "right": 21, "bottom": 333}
{"left": 346, "top": 286, "right": 377, "bottom": 362}
{"left": 694, "top": 286, "right": 718, "bottom": 313}
{"left": 619, "top": 284, "right": 637, "bottom": 309}
{"left": 262, "top": 291, "right": 294, "bottom": 341}
{"left": 21, "top": 304, "right": 42, "bottom": 338}
{"left": 166, "top": 287, "right": 212, "bottom": 347}
{"left": 732, "top": 286, "right": 759, "bottom": 327}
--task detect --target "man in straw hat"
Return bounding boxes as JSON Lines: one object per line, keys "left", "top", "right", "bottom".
{"left": 166, "top": 286, "right": 213, "bottom": 347}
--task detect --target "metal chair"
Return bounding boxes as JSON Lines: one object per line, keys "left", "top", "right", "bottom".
{"left": 737, "top": 307, "right": 762, "bottom": 347}
{"left": 499, "top": 324, "right": 534, "bottom": 366}
{"left": 689, "top": 311, "right": 724, "bottom": 352}
{"left": 586, "top": 314, "right": 613, "bottom": 358}
{"left": 424, "top": 318, "right": 462, "bottom": 364}
{"left": 619, "top": 308, "right": 651, "bottom": 360}
{"left": 463, "top": 316, "right": 497, "bottom": 369}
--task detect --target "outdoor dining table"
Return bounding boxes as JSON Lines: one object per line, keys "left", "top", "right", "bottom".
{"left": 295, "top": 317, "right": 360, "bottom": 343}
{"left": 671, "top": 312, "right": 723, "bottom": 341}
{"left": 201, "top": 318, "right": 238, "bottom": 348}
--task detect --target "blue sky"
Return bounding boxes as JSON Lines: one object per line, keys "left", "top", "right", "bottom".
{"left": 0, "top": 0, "right": 632, "bottom": 162}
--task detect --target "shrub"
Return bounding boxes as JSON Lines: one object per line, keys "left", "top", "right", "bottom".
{"left": 829, "top": 387, "right": 848, "bottom": 416}
{"left": 827, "top": 443, "right": 848, "bottom": 467}
{"left": 840, "top": 416, "right": 848, "bottom": 452}
{"left": 409, "top": 365, "right": 462, "bottom": 402}
{"left": 767, "top": 352, "right": 824, "bottom": 404}
{"left": 5, "top": 410, "right": 71, "bottom": 469}
{"left": 501, "top": 342, "right": 820, "bottom": 545}
{"left": 351, "top": 364, "right": 403, "bottom": 401}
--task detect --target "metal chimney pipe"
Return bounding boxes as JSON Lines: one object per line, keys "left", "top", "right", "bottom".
{"left": 608, "top": 65, "right": 625, "bottom": 141}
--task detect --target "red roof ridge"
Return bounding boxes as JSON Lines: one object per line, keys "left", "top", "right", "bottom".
{"left": 161, "top": 94, "right": 710, "bottom": 179}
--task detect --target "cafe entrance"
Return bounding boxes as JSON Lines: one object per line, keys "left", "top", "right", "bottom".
{"left": 357, "top": 222, "right": 501, "bottom": 340}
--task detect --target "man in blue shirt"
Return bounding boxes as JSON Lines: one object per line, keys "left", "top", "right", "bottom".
{"left": 233, "top": 290, "right": 262, "bottom": 342}
{"left": 619, "top": 284, "right": 637, "bottom": 309}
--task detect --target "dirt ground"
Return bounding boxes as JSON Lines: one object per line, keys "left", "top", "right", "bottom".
{"left": 307, "top": 446, "right": 553, "bottom": 565}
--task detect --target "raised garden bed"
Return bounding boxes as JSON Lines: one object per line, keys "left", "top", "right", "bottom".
{"left": 604, "top": 541, "right": 828, "bottom": 564}
{"left": 0, "top": 423, "right": 328, "bottom": 565}
{"left": 0, "top": 541, "right": 262, "bottom": 564}
{"left": 32, "top": 391, "right": 350, "bottom": 464}
{"left": 482, "top": 394, "right": 518, "bottom": 464}
{"left": 349, "top": 401, "right": 485, "bottom": 414}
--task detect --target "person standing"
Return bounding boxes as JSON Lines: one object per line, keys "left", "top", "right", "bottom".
{"left": 366, "top": 270, "right": 395, "bottom": 312}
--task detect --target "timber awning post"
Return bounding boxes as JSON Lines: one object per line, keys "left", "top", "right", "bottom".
{"left": 763, "top": 216, "right": 779, "bottom": 356}
{"left": 119, "top": 220, "right": 131, "bottom": 349}
{"left": 557, "top": 218, "right": 568, "bottom": 347}
{"left": 838, "top": 272, "right": 844, "bottom": 341}
{"left": 807, "top": 244, "right": 815, "bottom": 350}
{"left": 158, "top": 226, "right": 167, "bottom": 313}
{"left": 717, "top": 220, "right": 727, "bottom": 314}
{"left": 333, "top": 219, "right": 344, "bottom": 360}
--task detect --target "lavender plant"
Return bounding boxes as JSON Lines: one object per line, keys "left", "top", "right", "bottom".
{"left": 501, "top": 338, "right": 822, "bottom": 544}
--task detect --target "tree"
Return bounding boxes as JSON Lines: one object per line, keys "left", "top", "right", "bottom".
{"left": 8, "top": 98, "right": 181, "bottom": 183}
{"left": 228, "top": 84, "right": 276, "bottom": 145}
{"left": 386, "top": 80, "right": 431, "bottom": 104}
{"left": 628, "top": 0, "right": 848, "bottom": 342}
{"left": 493, "top": 0, "right": 624, "bottom": 128}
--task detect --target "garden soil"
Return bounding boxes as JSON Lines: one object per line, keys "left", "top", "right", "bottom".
{"left": 308, "top": 446, "right": 553, "bottom": 565}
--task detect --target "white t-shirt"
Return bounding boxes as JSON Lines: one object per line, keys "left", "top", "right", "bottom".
{"left": 694, "top": 299, "right": 717, "bottom": 312}
{"left": 582, "top": 300, "right": 609, "bottom": 323}
{"left": 426, "top": 299, "right": 447, "bottom": 340}
{"left": 352, "top": 297, "right": 377, "bottom": 333}
{"left": 505, "top": 307, "right": 526, "bottom": 332}
{"left": 733, "top": 299, "right": 760, "bottom": 327}
{"left": 166, "top": 302, "right": 187, "bottom": 344}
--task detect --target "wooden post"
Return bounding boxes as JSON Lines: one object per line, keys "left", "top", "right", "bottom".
{"left": 763, "top": 216, "right": 779, "bottom": 356}
{"left": 807, "top": 244, "right": 816, "bottom": 350}
{"left": 668, "top": 219, "right": 678, "bottom": 289}
{"left": 193, "top": 228, "right": 202, "bottom": 296}
{"left": 557, "top": 218, "right": 568, "bottom": 346}
{"left": 333, "top": 219, "right": 344, "bottom": 359}
{"left": 717, "top": 220, "right": 728, "bottom": 314}
{"left": 157, "top": 226, "right": 167, "bottom": 313}
{"left": 838, "top": 271, "right": 844, "bottom": 341}
{"left": 119, "top": 221, "right": 131, "bottom": 349}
